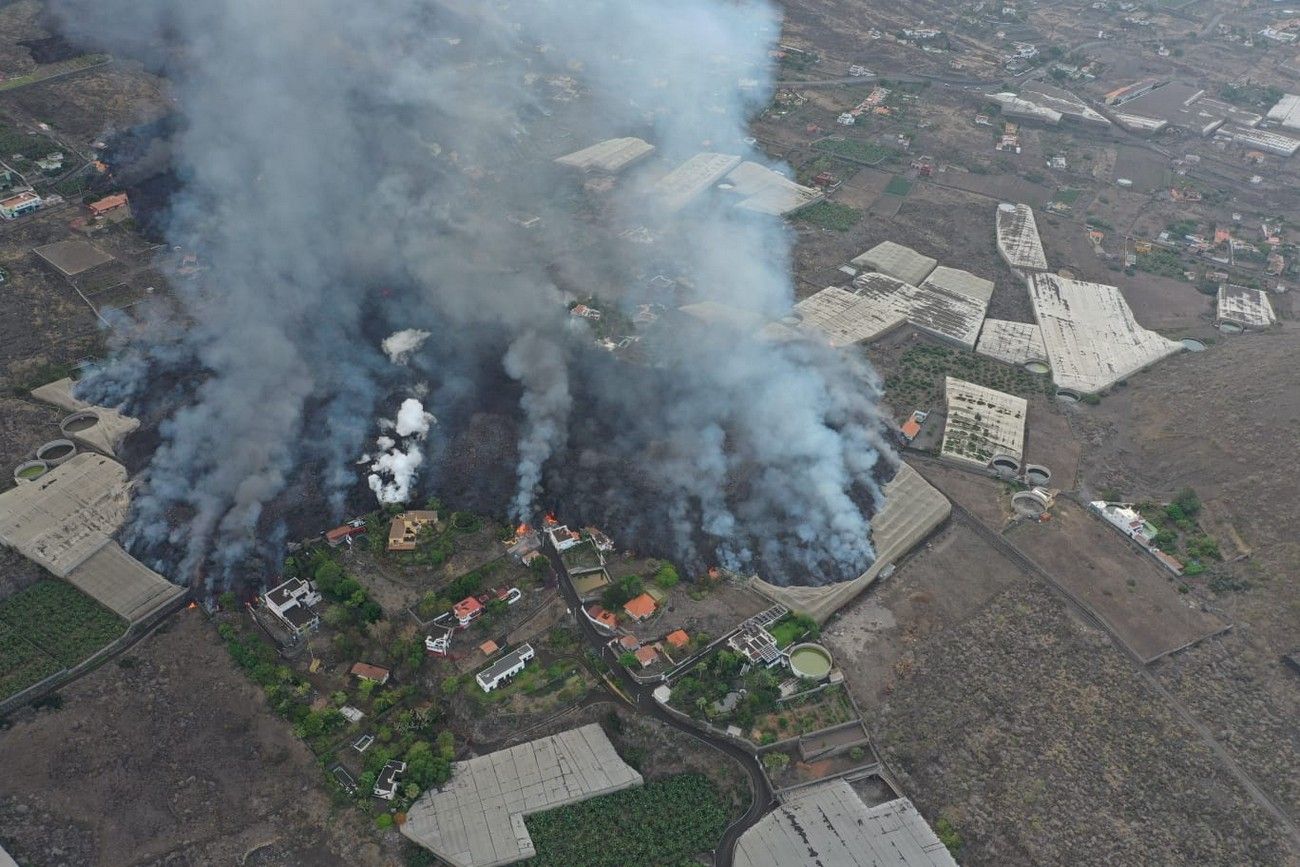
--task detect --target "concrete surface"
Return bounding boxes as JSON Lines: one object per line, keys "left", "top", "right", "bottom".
{"left": 65, "top": 542, "right": 184, "bottom": 623}
{"left": 30, "top": 377, "right": 139, "bottom": 457}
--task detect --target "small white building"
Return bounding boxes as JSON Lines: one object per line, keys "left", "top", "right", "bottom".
{"left": 261, "top": 576, "right": 322, "bottom": 636}
{"left": 475, "top": 643, "right": 535, "bottom": 692}
{"left": 836, "top": 113, "right": 856, "bottom": 126}
{"left": 374, "top": 759, "right": 407, "bottom": 800}
{"left": 0, "top": 190, "right": 41, "bottom": 220}
{"left": 546, "top": 523, "right": 581, "bottom": 551}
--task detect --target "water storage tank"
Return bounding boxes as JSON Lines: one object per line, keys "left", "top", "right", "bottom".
{"left": 14, "top": 459, "right": 48, "bottom": 484}
{"left": 60, "top": 410, "right": 101, "bottom": 435}
{"left": 788, "top": 643, "right": 834, "bottom": 680}
{"left": 35, "top": 439, "right": 77, "bottom": 466}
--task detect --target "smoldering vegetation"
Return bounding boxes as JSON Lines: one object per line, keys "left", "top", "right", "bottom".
{"left": 57, "top": 0, "right": 897, "bottom": 588}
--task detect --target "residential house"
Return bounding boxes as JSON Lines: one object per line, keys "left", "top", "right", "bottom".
{"left": 262, "top": 576, "right": 322, "bottom": 637}
{"left": 0, "top": 190, "right": 41, "bottom": 220}
{"left": 88, "top": 192, "right": 130, "bottom": 219}
{"left": 475, "top": 643, "right": 535, "bottom": 692}
{"left": 453, "top": 596, "right": 484, "bottom": 627}
{"left": 325, "top": 523, "right": 366, "bottom": 546}
{"left": 665, "top": 629, "right": 690, "bottom": 652}
{"left": 633, "top": 646, "right": 658, "bottom": 668}
{"left": 374, "top": 759, "right": 407, "bottom": 800}
{"left": 586, "top": 604, "right": 618, "bottom": 631}
{"left": 387, "top": 510, "right": 439, "bottom": 551}
{"left": 546, "top": 523, "right": 582, "bottom": 551}
{"left": 351, "top": 662, "right": 391, "bottom": 685}
{"left": 623, "top": 593, "right": 657, "bottom": 622}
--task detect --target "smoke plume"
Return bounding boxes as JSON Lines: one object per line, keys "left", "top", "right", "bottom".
{"left": 59, "top": 0, "right": 896, "bottom": 587}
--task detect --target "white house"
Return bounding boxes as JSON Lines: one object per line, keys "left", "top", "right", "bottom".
{"left": 261, "top": 577, "right": 322, "bottom": 636}
{"left": 475, "top": 643, "right": 535, "bottom": 692}
{"left": 374, "top": 759, "right": 407, "bottom": 800}
{"left": 0, "top": 190, "right": 41, "bottom": 220}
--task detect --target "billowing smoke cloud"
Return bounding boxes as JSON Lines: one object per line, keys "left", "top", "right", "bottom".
{"left": 383, "top": 329, "right": 431, "bottom": 365}
{"left": 59, "top": 0, "right": 896, "bottom": 587}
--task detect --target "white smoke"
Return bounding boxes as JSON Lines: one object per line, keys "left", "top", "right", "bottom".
{"left": 382, "top": 329, "right": 431, "bottom": 365}
{"left": 367, "top": 398, "right": 435, "bottom": 504}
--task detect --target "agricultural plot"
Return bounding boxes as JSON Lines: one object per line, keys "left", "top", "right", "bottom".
{"left": 0, "top": 621, "right": 62, "bottom": 699}
{"left": 814, "top": 137, "right": 890, "bottom": 165}
{"left": 796, "top": 201, "right": 861, "bottom": 231}
{"left": 884, "top": 176, "right": 912, "bottom": 197}
{"left": 0, "top": 579, "right": 127, "bottom": 667}
{"left": 521, "top": 773, "right": 730, "bottom": 867}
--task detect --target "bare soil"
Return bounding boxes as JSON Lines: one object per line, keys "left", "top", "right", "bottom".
{"left": 0, "top": 611, "right": 390, "bottom": 867}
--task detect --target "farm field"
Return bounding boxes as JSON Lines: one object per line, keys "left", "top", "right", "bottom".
{"left": 0, "top": 580, "right": 126, "bottom": 698}
{"left": 520, "top": 773, "right": 729, "bottom": 867}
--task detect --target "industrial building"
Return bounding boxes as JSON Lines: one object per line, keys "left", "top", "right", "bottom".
{"left": 976, "top": 319, "right": 1048, "bottom": 368}
{"left": 401, "top": 724, "right": 643, "bottom": 867}
{"left": 940, "top": 377, "right": 1028, "bottom": 473}
{"left": 733, "top": 782, "right": 957, "bottom": 867}
{"left": 554, "top": 137, "right": 655, "bottom": 173}
{"left": 1216, "top": 284, "right": 1277, "bottom": 330}
{"left": 1029, "top": 274, "right": 1182, "bottom": 396}
{"left": 652, "top": 152, "right": 742, "bottom": 212}
{"left": 995, "top": 203, "right": 1048, "bottom": 273}
{"left": 793, "top": 268, "right": 990, "bottom": 350}
{"left": 0, "top": 453, "right": 183, "bottom": 622}
{"left": 1019, "top": 82, "right": 1112, "bottom": 128}
{"left": 1266, "top": 93, "right": 1300, "bottom": 130}
{"left": 1111, "top": 82, "right": 1262, "bottom": 136}
{"left": 751, "top": 463, "right": 951, "bottom": 624}
{"left": 985, "top": 91, "right": 1062, "bottom": 125}
{"left": 1223, "top": 125, "right": 1300, "bottom": 157}
{"left": 850, "top": 240, "right": 937, "bottom": 286}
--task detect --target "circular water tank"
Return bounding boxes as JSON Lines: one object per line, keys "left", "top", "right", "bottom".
{"left": 1023, "top": 360, "right": 1050, "bottom": 375}
{"left": 14, "top": 460, "right": 48, "bottom": 484}
{"left": 1217, "top": 322, "right": 1243, "bottom": 335}
{"left": 1012, "top": 489, "right": 1050, "bottom": 517}
{"left": 36, "top": 439, "right": 77, "bottom": 466}
{"left": 788, "top": 643, "right": 833, "bottom": 680}
{"left": 1181, "top": 338, "right": 1207, "bottom": 352}
{"left": 1024, "top": 465, "right": 1051, "bottom": 487}
{"left": 60, "top": 410, "right": 100, "bottom": 435}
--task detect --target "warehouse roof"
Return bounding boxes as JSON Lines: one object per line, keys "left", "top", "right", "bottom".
{"left": 849, "top": 240, "right": 938, "bottom": 286}
{"left": 1225, "top": 125, "right": 1300, "bottom": 156}
{"left": 734, "top": 783, "right": 957, "bottom": 867}
{"left": 402, "top": 724, "right": 642, "bottom": 867}
{"left": 985, "top": 91, "right": 1062, "bottom": 124}
{"left": 794, "top": 270, "right": 989, "bottom": 350}
{"left": 724, "top": 161, "right": 824, "bottom": 216}
{"left": 652, "top": 152, "right": 742, "bottom": 212}
{"left": 1216, "top": 284, "right": 1276, "bottom": 329}
{"left": 995, "top": 203, "right": 1048, "bottom": 272}
{"left": 976, "top": 319, "right": 1048, "bottom": 366}
{"left": 1266, "top": 93, "right": 1300, "bottom": 130}
{"left": 940, "top": 377, "right": 1028, "bottom": 467}
{"left": 554, "top": 137, "right": 655, "bottom": 173}
{"left": 1021, "top": 82, "right": 1112, "bottom": 126}
{"left": 65, "top": 542, "right": 183, "bottom": 623}
{"left": 921, "top": 265, "right": 995, "bottom": 304}
{"left": 0, "top": 452, "right": 130, "bottom": 578}
{"left": 1029, "top": 274, "right": 1182, "bottom": 394}
{"left": 750, "top": 463, "right": 951, "bottom": 623}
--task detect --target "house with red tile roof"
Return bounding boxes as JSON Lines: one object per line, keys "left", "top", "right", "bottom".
{"left": 665, "top": 629, "right": 690, "bottom": 650}
{"left": 623, "top": 593, "right": 657, "bottom": 621}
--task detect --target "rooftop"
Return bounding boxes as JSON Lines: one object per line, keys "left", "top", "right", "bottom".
{"left": 623, "top": 593, "right": 657, "bottom": 620}
{"left": 1029, "top": 274, "right": 1182, "bottom": 394}
{"left": 1216, "top": 284, "right": 1276, "bottom": 329}
{"left": 976, "top": 319, "right": 1048, "bottom": 366}
{"left": 940, "top": 377, "right": 1028, "bottom": 467}
{"left": 985, "top": 91, "right": 1062, "bottom": 124}
{"left": 849, "top": 240, "right": 937, "bottom": 286}
{"left": 652, "top": 152, "right": 742, "bottom": 213}
{"left": 402, "top": 724, "right": 642, "bottom": 867}
{"left": 1266, "top": 93, "right": 1300, "bottom": 130}
{"left": 554, "top": 137, "right": 655, "bottom": 173}
{"left": 734, "top": 783, "right": 957, "bottom": 867}
{"left": 995, "top": 203, "right": 1049, "bottom": 272}
{"left": 476, "top": 643, "right": 534, "bottom": 687}
{"left": 34, "top": 239, "right": 115, "bottom": 277}
{"left": 723, "top": 161, "right": 824, "bottom": 216}
{"left": 793, "top": 270, "right": 989, "bottom": 350}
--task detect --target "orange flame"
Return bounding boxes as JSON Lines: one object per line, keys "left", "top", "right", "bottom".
{"left": 187, "top": 601, "right": 198, "bottom": 610}
{"left": 543, "top": 512, "right": 558, "bottom": 525}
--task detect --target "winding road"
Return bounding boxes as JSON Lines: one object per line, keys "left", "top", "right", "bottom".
{"left": 541, "top": 541, "right": 775, "bottom": 867}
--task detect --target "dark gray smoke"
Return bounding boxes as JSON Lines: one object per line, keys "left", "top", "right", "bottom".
{"left": 58, "top": 0, "right": 896, "bottom": 586}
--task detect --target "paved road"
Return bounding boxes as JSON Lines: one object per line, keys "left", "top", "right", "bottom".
{"left": 542, "top": 542, "right": 775, "bottom": 867}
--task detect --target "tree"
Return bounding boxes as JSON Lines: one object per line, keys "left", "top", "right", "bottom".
{"left": 218, "top": 590, "right": 237, "bottom": 609}
{"left": 440, "top": 676, "right": 460, "bottom": 696}
{"left": 405, "top": 740, "right": 451, "bottom": 789}
{"left": 1173, "top": 487, "right": 1201, "bottom": 518}
{"left": 323, "top": 604, "right": 352, "bottom": 629}
{"left": 762, "top": 752, "right": 790, "bottom": 773}
{"left": 654, "top": 564, "right": 680, "bottom": 589}
{"left": 314, "top": 560, "right": 345, "bottom": 595}
{"left": 618, "top": 651, "right": 640, "bottom": 669}
{"left": 375, "top": 813, "right": 394, "bottom": 829}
